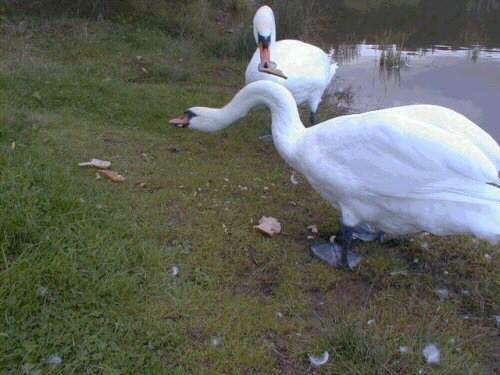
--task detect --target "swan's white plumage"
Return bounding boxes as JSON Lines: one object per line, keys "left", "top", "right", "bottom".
{"left": 298, "top": 111, "right": 500, "bottom": 241}
{"left": 182, "top": 81, "right": 500, "bottom": 245}
{"left": 384, "top": 105, "right": 500, "bottom": 170}
{"left": 245, "top": 6, "right": 336, "bottom": 115}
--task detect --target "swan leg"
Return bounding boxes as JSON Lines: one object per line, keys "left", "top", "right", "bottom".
{"left": 309, "top": 111, "right": 317, "bottom": 126}
{"left": 308, "top": 96, "right": 321, "bottom": 126}
{"left": 339, "top": 224, "right": 354, "bottom": 268}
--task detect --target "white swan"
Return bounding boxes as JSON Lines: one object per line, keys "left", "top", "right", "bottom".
{"left": 170, "top": 80, "right": 500, "bottom": 268}
{"left": 245, "top": 5, "right": 337, "bottom": 125}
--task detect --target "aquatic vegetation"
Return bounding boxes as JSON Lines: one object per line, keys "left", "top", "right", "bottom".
{"left": 379, "top": 45, "right": 409, "bottom": 70}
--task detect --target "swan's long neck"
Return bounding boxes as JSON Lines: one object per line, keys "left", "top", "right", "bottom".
{"left": 270, "top": 17, "right": 277, "bottom": 44}
{"left": 213, "top": 81, "right": 305, "bottom": 164}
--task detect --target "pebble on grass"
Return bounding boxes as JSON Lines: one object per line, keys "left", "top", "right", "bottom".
{"left": 47, "top": 355, "right": 62, "bottom": 366}
{"left": 422, "top": 343, "right": 440, "bottom": 364}
{"left": 22, "top": 363, "right": 36, "bottom": 373}
{"left": 210, "top": 336, "right": 222, "bottom": 347}
{"left": 309, "top": 351, "right": 329, "bottom": 367}
{"left": 169, "top": 266, "right": 180, "bottom": 277}
{"left": 461, "top": 289, "right": 471, "bottom": 297}
{"left": 434, "top": 288, "right": 449, "bottom": 300}
{"left": 399, "top": 346, "right": 410, "bottom": 354}
{"left": 36, "top": 287, "right": 48, "bottom": 297}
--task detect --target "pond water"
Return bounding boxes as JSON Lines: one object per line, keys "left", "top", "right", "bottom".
{"left": 328, "top": 44, "right": 500, "bottom": 141}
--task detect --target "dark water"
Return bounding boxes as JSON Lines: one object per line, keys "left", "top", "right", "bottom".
{"left": 311, "top": 1, "right": 500, "bottom": 140}
{"left": 328, "top": 44, "right": 500, "bottom": 141}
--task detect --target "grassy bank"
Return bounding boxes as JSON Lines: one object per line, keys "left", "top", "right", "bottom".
{"left": 0, "top": 18, "right": 499, "bottom": 374}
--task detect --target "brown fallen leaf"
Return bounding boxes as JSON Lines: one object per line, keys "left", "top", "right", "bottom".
{"left": 254, "top": 216, "right": 282, "bottom": 236}
{"left": 78, "top": 159, "right": 111, "bottom": 169}
{"left": 98, "top": 169, "right": 126, "bottom": 182}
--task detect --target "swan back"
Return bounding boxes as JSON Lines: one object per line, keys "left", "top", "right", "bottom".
{"left": 387, "top": 105, "right": 500, "bottom": 170}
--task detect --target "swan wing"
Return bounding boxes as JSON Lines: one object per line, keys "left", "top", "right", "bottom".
{"left": 300, "top": 111, "right": 500, "bottom": 203}
{"left": 384, "top": 105, "right": 500, "bottom": 170}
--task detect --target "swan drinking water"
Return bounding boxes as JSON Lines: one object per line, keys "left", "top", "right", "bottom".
{"left": 170, "top": 80, "right": 500, "bottom": 269}
{"left": 245, "top": 5, "right": 337, "bottom": 125}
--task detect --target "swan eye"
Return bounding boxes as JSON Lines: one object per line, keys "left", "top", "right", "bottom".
{"left": 185, "top": 110, "right": 197, "bottom": 119}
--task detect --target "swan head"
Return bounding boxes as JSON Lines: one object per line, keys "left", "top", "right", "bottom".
{"left": 253, "top": 5, "right": 276, "bottom": 68}
{"left": 170, "top": 107, "right": 224, "bottom": 133}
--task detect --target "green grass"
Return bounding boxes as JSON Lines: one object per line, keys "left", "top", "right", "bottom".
{"left": 1, "top": 18, "right": 499, "bottom": 374}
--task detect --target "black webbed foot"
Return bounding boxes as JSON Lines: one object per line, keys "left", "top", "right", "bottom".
{"left": 310, "top": 241, "right": 362, "bottom": 269}
{"left": 310, "top": 224, "right": 362, "bottom": 270}
{"left": 351, "top": 223, "right": 384, "bottom": 243}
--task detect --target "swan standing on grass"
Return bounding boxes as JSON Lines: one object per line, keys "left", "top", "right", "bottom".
{"left": 170, "top": 80, "right": 500, "bottom": 269}
{"left": 245, "top": 5, "right": 337, "bottom": 125}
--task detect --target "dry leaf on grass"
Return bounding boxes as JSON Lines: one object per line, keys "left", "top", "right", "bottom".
{"left": 254, "top": 216, "right": 281, "bottom": 236}
{"left": 98, "top": 169, "right": 126, "bottom": 182}
{"left": 78, "top": 158, "right": 111, "bottom": 169}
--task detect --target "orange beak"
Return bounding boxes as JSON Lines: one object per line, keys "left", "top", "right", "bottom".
{"left": 169, "top": 114, "right": 190, "bottom": 128}
{"left": 259, "top": 43, "right": 271, "bottom": 68}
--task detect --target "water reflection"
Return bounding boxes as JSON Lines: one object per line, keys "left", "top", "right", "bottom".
{"left": 329, "top": 43, "right": 500, "bottom": 140}
{"left": 319, "top": 0, "right": 500, "bottom": 46}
